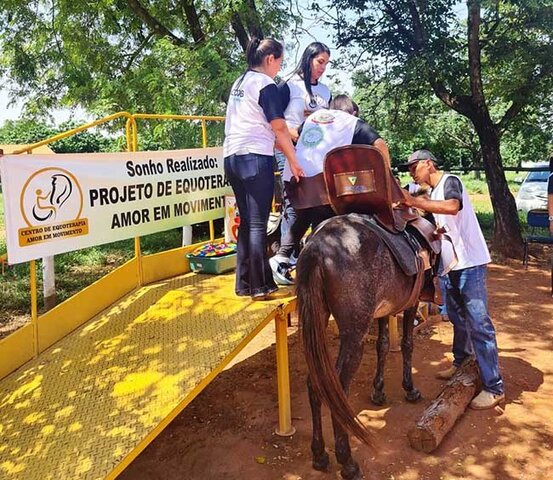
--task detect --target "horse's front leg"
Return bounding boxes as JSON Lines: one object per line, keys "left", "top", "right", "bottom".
{"left": 371, "top": 317, "right": 389, "bottom": 406}
{"left": 402, "top": 305, "right": 422, "bottom": 402}
{"left": 333, "top": 338, "right": 365, "bottom": 480}
{"left": 307, "top": 375, "right": 330, "bottom": 471}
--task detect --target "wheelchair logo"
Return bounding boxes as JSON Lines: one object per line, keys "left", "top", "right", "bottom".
{"left": 18, "top": 167, "right": 88, "bottom": 247}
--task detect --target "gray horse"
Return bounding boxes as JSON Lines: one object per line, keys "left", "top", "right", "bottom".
{"left": 297, "top": 213, "right": 425, "bottom": 480}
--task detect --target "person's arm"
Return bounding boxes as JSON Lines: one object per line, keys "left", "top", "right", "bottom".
{"left": 402, "top": 177, "right": 463, "bottom": 215}
{"left": 259, "top": 83, "right": 305, "bottom": 181}
{"left": 352, "top": 120, "right": 391, "bottom": 169}
{"left": 403, "top": 193, "right": 461, "bottom": 215}
{"left": 270, "top": 118, "right": 304, "bottom": 181}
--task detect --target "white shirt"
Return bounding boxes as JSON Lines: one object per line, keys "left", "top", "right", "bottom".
{"left": 281, "top": 74, "right": 331, "bottom": 129}
{"left": 223, "top": 71, "right": 282, "bottom": 157}
{"left": 431, "top": 173, "right": 491, "bottom": 270}
{"left": 283, "top": 109, "right": 359, "bottom": 181}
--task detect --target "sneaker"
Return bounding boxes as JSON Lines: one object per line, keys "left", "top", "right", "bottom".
{"left": 269, "top": 256, "right": 294, "bottom": 285}
{"left": 289, "top": 253, "right": 299, "bottom": 267}
{"left": 251, "top": 286, "right": 278, "bottom": 301}
{"left": 435, "top": 365, "right": 458, "bottom": 380}
{"left": 470, "top": 390, "right": 505, "bottom": 410}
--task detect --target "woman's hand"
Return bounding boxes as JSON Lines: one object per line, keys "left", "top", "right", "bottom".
{"left": 289, "top": 162, "right": 305, "bottom": 183}
{"left": 289, "top": 127, "right": 299, "bottom": 143}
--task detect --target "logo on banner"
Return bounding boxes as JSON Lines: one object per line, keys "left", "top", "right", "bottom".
{"left": 18, "top": 167, "right": 89, "bottom": 247}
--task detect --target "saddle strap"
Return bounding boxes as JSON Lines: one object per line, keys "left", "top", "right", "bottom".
{"left": 394, "top": 254, "right": 426, "bottom": 315}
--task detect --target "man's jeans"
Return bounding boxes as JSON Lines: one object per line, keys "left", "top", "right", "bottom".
{"left": 444, "top": 264, "right": 504, "bottom": 395}
{"left": 224, "top": 153, "right": 277, "bottom": 297}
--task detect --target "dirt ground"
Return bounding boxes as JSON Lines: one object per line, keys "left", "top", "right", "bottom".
{"left": 118, "top": 255, "right": 553, "bottom": 480}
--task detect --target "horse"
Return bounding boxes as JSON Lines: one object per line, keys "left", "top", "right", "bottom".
{"left": 296, "top": 213, "right": 429, "bottom": 480}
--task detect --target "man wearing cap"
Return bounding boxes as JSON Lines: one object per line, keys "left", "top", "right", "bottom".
{"left": 401, "top": 149, "right": 505, "bottom": 410}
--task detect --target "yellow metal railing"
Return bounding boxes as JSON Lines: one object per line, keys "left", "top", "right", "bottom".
{"left": 2, "top": 112, "right": 297, "bottom": 445}
{"left": 8, "top": 111, "right": 225, "bottom": 355}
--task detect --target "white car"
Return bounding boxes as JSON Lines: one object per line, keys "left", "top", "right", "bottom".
{"left": 515, "top": 163, "right": 550, "bottom": 212}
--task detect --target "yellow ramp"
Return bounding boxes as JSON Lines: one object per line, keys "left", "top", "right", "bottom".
{"left": 0, "top": 272, "right": 295, "bottom": 480}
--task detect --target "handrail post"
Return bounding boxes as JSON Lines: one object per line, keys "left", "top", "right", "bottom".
{"left": 201, "top": 119, "right": 215, "bottom": 241}
{"left": 30, "top": 260, "right": 39, "bottom": 356}
{"left": 274, "top": 306, "right": 296, "bottom": 436}
{"left": 128, "top": 116, "right": 143, "bottom": 286}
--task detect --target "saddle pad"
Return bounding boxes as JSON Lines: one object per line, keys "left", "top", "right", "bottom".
{"left": 347, "top": 213, "right": 421, "bottom": 276}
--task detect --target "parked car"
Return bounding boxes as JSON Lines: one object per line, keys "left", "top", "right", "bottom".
{"left": 515, "top": 162, "right": 550, "bottom": 212}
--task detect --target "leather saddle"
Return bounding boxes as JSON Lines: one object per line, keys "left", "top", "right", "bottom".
{"left": 322, "top": 145, "right": 442, "bottom": 309}
{"left": 324, "top": 145, "right": 418, "bottom": 233}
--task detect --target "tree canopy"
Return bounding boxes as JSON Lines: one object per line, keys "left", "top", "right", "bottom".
{"left": 0, "top": 0, "right": 292, "bottom": 117}
{"left": 322, "top": 0, "right": 553, "bottom": 256}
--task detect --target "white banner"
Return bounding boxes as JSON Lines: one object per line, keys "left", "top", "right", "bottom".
{"left": 0, "top": 147, "right": 231, "bottom": 264}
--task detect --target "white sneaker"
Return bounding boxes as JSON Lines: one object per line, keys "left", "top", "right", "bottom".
{"left": 269, "top": 256, "right": 294, "bottom": 285}
{"left": 470, "top": 390, "right": 505, "bottom": 410}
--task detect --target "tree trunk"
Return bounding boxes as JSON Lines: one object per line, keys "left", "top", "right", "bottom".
{"left": 408, "top": 359, "right": 481, "bottom": 453}
{"left": 472, "top": 115, "right": 524, "bottom": 258}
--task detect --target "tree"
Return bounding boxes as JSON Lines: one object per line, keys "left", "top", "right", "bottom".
{"left": 353, "top": 75, "right": 482, "bottom": 170}
{"left": 0, "top": 0, "right": 292, "bottom": 117}
{"left": 0, "top": 119, "right": 112, "bottom": 153}
{"left": 323, "top": 0, "right": 553, "bottom": 257}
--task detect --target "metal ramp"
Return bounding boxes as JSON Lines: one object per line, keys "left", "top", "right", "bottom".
{"left": 0, "top": 272, "right": 295, "bottom": 480}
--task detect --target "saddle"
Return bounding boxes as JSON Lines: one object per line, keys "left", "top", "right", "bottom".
{"left": 321, "top": 145, "right": 442, "bottom": 310}
{"left": 324, "top": 145, "right": 418, "bottom": 233}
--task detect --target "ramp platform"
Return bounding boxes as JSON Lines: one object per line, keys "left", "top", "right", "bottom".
{"left": 0, "top": 272, "right": 295, "bottom": 479}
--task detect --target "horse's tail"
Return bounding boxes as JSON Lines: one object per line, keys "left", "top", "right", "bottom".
{"left": 297, "top": 251, "right": 376, "bottom": 449}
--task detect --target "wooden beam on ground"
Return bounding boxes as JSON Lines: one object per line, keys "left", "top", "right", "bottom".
{"left": 407, "top": 358, "right": 481, "bottom": 453}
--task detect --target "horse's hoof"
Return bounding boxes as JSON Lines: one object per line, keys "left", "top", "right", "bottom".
{"left": 312, "top": 451, "right": 330, "bottom": 471}
{"left": 371, "top": 390, "right": 387, "bottom": 406}
{"left": 405, "top": 388, "right": 422, "bottom": 403}
{"left": 340, "top": 461, "right": 362, "bottom": 480}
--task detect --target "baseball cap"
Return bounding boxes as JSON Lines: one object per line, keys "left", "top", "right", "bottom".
{"left": 398, "top": 149, "right": 438, "bottom": 171}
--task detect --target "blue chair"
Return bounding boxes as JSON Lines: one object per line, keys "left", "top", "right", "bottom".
{"left": 523, "top": 209, "right": 553, "bottom": 295}
{"left": 523, "top": 209, "right": 552, "bottom": 265}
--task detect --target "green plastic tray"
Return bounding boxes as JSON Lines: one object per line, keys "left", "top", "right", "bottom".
{"left": 186, "top": 252, "right": 237, "bottom": 274}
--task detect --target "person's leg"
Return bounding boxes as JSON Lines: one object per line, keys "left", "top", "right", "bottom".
{"left": 275, "top": 150, "right": 296, "bottom": 246}
{"left": 310, "top": 205, "right": 335, "bottom": 230}
{"left": 238, "top": 153, "right": 277, "bottom": 297}
{"left": 224, "top": 155, "right": 250, "bottom": 296}
{"left": 438, "top": 275, "right": 448, "bottom": 319}
{"left": 275, "top": 208, "right": 312, "bottom": 259}
{"left": 444, "top": 270, "right": 475, "bottom": 367}
{"left": 457, "top": 265, "right": 503, "bottom": 395}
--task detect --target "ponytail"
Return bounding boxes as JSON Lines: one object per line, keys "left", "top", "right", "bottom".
{"left": 245, "top": 37, "right": 283, "bottom": 69}
{"left": 236, "top": 37, "right": 283, "bottom": 88}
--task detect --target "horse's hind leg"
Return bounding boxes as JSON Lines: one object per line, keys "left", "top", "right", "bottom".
{"left": 307, "top": 375, "right": 330, "bottom": 471}
{"left": 333, "top": 337, "right": 365, "bottom": 480}
{"left": 402, "top": 305, "right": 422, "bottom": 402}
{"left": 371, "top": 317, "right": 389, "bottom": 406}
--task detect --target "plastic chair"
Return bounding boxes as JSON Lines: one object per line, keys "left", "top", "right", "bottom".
{"left": 523, "top": 209, "right": 552, "bottom": 265}
{"left": 523, "top": 209, "right": 553, "bottom": 295}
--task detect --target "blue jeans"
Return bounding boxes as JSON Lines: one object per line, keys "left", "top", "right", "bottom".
{"left": 444, "top": 265, "right": 503, "bottom": 394}
{"left": 438, "top": 275, "right": 448, "bottom": 316}
{"left": 275, "top": 150, "right": 297, "bottom": 252}
{"left": 224, "top": 153, "right": 277, "bottom": 297}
